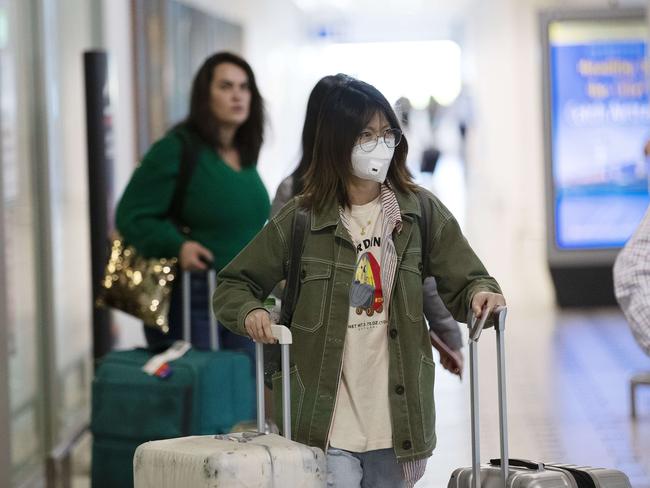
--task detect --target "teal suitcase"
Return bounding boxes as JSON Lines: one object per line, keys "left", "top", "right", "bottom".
{"left": 91, "top": 271, "right": 254, "bottom": 488}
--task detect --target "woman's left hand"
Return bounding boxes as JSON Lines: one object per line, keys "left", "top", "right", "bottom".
{"left": 470, "top": 291, "right": 506, "bottom": 319}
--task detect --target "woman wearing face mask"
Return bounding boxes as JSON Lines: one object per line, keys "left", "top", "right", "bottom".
{"left": 116, "top": 52, "right": 269, "bottom": 360}
{"left": 214, "top": 77, "right": 505, "bottom": 487}
{"left": 272, "top": 75, "right": 466, "bottom": 379}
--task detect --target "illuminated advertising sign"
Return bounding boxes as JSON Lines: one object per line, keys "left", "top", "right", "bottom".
{"left": 549, "top": 20, "right": 649, "bottom": 249}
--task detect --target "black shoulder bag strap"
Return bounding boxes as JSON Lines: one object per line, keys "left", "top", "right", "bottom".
{"left": 280, "top": 204, "right": 310, "bottom": 327}
{"left": 167, "top": 130, "right": 200, "bottom": 229}
{"left": 265, "top": 204, "right": 309, "bottom": 387}
{"left": 416, "top": 189, "right": 431, "bottom": 279}
{"left": 141, "top": 130, "right": 199, "bottom": 353}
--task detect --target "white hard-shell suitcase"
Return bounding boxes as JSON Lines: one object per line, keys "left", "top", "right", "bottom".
{"left": 134, "top": 324, "right": 327, "bottom": 488}
{"left": 447, "top": 307, "right": 632, "bottom": 488}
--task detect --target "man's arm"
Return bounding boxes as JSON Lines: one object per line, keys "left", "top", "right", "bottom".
{"left": 614, "top": 207, "right": 650, "bottom": 356}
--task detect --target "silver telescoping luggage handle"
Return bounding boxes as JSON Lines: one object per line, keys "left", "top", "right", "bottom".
{"left": 468, "top": 305, "right": 508, "bottom": 488}
{"left": 255, "top": 325, "right": 293, "bottom": 440}
{"left": 182, "top": 272, "right": 292, "bottom": 439}
{"left": 182, "top": 270, "right": 220, "bottom": 350}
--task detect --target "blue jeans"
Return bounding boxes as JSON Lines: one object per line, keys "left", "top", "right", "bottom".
{"left": 143, "top": 272, "right": 255, "bottom": 369}
{"left": 326, "top": 448, "right": 405, "bottom": 488}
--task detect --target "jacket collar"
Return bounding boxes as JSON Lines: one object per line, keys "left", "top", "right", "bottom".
{"left": 311, "top": 196, "right": 340, "bottom": 231}
{"left": 393, "top": 186, "right": 420, "bottom": 221}
{"left": 311, "top": 184, "right": 421, "bottom": 231}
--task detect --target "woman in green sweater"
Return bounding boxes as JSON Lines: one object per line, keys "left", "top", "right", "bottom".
{"left": 116, "top": 52, "right": 270, "bottom": 356}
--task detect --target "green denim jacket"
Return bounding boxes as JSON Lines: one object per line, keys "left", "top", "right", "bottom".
{"left": 213, "top": 187, "right": 501, "bottom": 463}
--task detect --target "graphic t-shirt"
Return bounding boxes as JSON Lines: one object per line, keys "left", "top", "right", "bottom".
{"left": 329, "top": 196, "right": 393, "bottom": 452}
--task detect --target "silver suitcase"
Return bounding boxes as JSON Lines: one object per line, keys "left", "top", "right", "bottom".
{"left": 134, "top": 324, "right": 327, "bottom": 488}
{"left": 448, "top": 307, "right": 632, "bottom": 488}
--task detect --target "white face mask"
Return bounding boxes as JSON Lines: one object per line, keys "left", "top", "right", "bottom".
{"left": 350, "top": 140, "right": 394, "bottom": 184}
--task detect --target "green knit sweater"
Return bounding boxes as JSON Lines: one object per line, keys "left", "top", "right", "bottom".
{"left": 115, "top": 131, "right": 270, "bottom": 272}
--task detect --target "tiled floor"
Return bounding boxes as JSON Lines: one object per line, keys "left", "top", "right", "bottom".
{"left": 416, "top": 306, "right": 650, "bottom": 487}
{"left": 70, "top": 306, "right": 650, "bottom": 487}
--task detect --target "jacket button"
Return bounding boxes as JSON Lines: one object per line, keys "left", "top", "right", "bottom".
{"left": 390, "top": 329, "right": 398, "bottom": 339}
{"left": 402, "top": 440, "right": 412, "bottom": 450}
{"left": 395, "top": 385, "right": 405, "bottom": 395}
{"left": 418, "top": 262, "right": 423, "bottom": 272}
{"left": 301, "top": 269, "right": 306, "bottom": 279}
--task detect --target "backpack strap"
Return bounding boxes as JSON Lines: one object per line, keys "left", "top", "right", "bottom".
{"left": 416, "top": 189, "right": 431, "bottom": 278}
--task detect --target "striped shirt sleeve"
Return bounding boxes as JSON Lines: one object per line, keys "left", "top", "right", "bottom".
{"left": 613, "top": 206, "right": 650, "bottom": 356}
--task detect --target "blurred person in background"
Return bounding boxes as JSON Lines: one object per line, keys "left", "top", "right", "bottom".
{"left": 215, "top": 76, "right": 504, "bottom": 487}
{"left": 395, "top": 96, "right": 412, "bottom": 129}
{"left": 274, "top": 76, "right": 464, "bottom": 378}
{"left": 116, "top": 51, "right": 269, "bottom": 363}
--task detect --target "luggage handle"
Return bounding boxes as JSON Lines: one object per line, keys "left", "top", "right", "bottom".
{"left": 182, "top": 270, "right": 219, "bottom": 350}
{"left": 490, "top": 458, "right": 544, "bottom": 471}
{"left": 469, "top": 306, "right": 490, "bottom": 342}
{"left": 468, "top": 305, "right": 508, "bottom": 488}
{"left": 255, "top": 325, "right": 293, "bottom": 440}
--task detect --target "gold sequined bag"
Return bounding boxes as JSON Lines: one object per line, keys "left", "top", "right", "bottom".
{"left": 97, "top": 130, "right": 200, "bottom": 333}
{"left": 96, "top": 233, "right": 178, "bottom": 333}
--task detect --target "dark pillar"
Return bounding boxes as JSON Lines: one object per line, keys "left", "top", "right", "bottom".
{"left": 84, "top": 50, "right": 114, "bottom": 363}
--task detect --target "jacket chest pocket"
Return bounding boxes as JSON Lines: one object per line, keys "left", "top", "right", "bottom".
{"left": 290, "top": 261, "right": 332, "bottom": 333}
{"left": 398, "top": 252, "right": 423, "bottom": 323}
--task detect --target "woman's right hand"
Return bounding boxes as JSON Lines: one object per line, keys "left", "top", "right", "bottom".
{"left": 440, "top": 349, "right": 464, "bottom": 378}
{"left": 179, "top": 241, "right": 214, "bottom": 271}
{"left": 244, "top": 309, "right": 277, "bottom": 343}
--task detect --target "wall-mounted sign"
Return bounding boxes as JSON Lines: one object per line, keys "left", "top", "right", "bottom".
{"left": 548, "top": 18, "right": 649, "bottom": 250}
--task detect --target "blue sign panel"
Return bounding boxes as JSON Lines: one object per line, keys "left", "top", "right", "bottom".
{"left": 550, "top": 25, "right": 650, "bottom": 249}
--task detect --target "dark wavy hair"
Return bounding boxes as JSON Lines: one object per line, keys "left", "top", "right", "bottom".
{"left": 291, "top": 74, "right": 351, "bottom": 196}
{"left": 301, "top": 77, "right": 416, "bottom": 211}
{"left": 181, "top": 52, "right": 264, "bottom": 167}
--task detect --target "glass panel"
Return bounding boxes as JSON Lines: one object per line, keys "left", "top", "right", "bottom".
{"left": 0, "top": 0, "right": 46, "bottom": 483}
{"left": 49, "top": 0, "right": 94, "bottom": 440}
